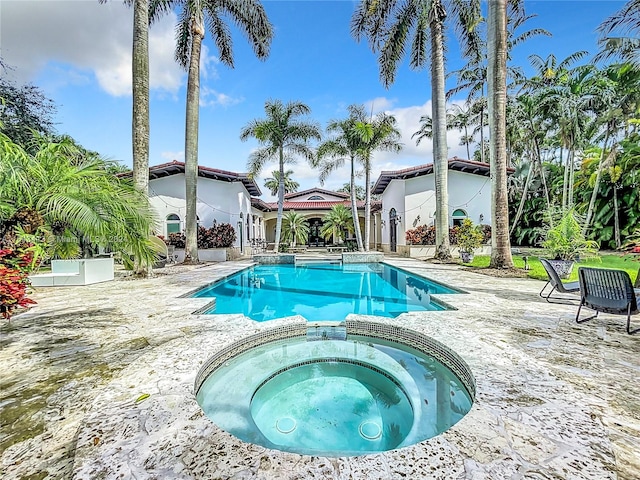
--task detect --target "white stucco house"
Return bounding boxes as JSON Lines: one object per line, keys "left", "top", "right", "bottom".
{"left": 372, "top": 158, "right": 501, "bottom": 255}
{"left": 128, "top": 158, "right": 505, "bottom": 256}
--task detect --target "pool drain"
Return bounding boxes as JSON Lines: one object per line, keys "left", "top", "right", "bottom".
{"left": 359, "top": 421, "right": 382, "bottom": 440}
{"left": 276, "top": 417, "right": 297, "bottom": 434}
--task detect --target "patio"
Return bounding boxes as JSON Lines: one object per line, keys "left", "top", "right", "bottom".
{"left": 0, "top": 257, "right": 638, "bottom": 479}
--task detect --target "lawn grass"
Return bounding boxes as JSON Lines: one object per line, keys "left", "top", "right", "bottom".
{"left": 466, "top": 253, "right": 639, "bottom": 283}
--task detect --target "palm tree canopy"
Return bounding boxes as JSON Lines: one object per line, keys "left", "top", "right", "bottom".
{"left": 263, "top": 169, "right": 299, "bottom": 196}
{"left": 241, "top": 99, "right": 321, "bottom": 177}
{"left": 281, "top": 211, "right": 309, "bottom": 246}
{"left": 0, "top": 133, "right": 159, "bottom": 265}
{"left": 149, "top": 0, "right": 273, "bottom": 69}
{"left": 320, "top": 204, "right": 354, "bottom": 241}
{"left": 596, "top": 0, "right": 640, "bottom": 66}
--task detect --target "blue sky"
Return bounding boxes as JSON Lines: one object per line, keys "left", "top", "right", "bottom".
{"left": 1, "top": 0, "right": 623, "bottom": 199}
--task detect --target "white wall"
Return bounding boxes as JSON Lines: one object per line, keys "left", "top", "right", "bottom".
{"left": 149, "top": 174, "right": 263, "bottom": 250}
{"left": 380, "top": 179, "right": 406, "bottom": 247}
{"left": 447, "top": 170, "right": 492, "bottom": 225}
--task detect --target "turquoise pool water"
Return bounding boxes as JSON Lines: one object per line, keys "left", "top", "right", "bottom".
{"left": 191, "top": 263, "right": 460, "bottom": 321}
{"left": 196, "top": 331, "right": 474, "bottom": 456}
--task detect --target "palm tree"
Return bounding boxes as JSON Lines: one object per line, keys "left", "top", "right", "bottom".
{"left": 0, "top": 133, "right": 158, "bottom": 268}
{"left": 354, "top": 112, "right": 402, "bottom": 251}
{"left": 595, "top": 0, "right": 640, "bottom": 67}
{"left": 241, "top": 100, "right": 321, "bottom": 253}
{"left": 487, "top": 0, "right": 513, "bottom": 268}
{"left": 352, "top": 0, "right": 482, "bottom": 260}
{"left": 281, "top": 211, "right": 309, "bottom": 247}
{"left": 320, "top": 204, "right": 354, "bottom": 244}
{"left": 149, "top": 0, "right": 273, "bottom": 264}
{"left": 263, "top": 169, "right": 299, "bottom": 196}
{"left": 315, "top": 104, "right": 368, "bottom": 251}
{"left": 100, "top": 0, "right": 150, "bottom": 197}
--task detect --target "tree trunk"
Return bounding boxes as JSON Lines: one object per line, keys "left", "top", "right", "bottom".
{"left": 183, "top": 13, "right": 204, "bottom": 264}
{"left": 350, "top": 155, "right": 364, "bottom": 251}
{"left": 132, "top": 0, "right": 150, "bottom": 276}
{"left": 273, "top": 148, "right": 285, "bottom": 252}
{"left": 488, "top": 0, "right": 513, "bottom": 268}
{"left": 584, "top": 126, "right": 611, "bottom": 233}
{"left": 132, "top": 0, "right": 149, "bottom": 196}
{"left": 430, "top": 2, "right": 451, "bottom": 260}
{"left": 364, "top": 158, "right": 371, "bottom": 251}
{"left": 613, "top": 185, "right": 621, "bottom": 248}
{"left": 509, "top": 159, "right": 533, "bottom": 236}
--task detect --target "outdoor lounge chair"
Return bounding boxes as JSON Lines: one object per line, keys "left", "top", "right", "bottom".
{"left": 539, "top": 258, "right": 580, "bottom": 304}
{"left": 576, "top": 267, "right": 639, "bottom": 335}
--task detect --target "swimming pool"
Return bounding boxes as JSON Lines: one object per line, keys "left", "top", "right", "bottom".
{"left": 190, "top": 263, "right": 461, "bottom": 321}
{"left": 195, "top": 321, "right": 475, "bottom": 456}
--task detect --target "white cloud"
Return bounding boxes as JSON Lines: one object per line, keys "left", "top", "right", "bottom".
{"left": 161, "top": 151, "right": 184, "bottom": 162}
{"left": 2, "top": 0, "right": 184, "bottom": 96}
{"left": 200, "top": 86, "right": 244, "bottom": 108}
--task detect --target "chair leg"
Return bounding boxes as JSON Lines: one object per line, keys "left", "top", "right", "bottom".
{"left": 626, "top": 306, "right": 639, "bottom": 335}
{"left": 576, "top": 303, "right": 598, "bottom": 324}
{"left": 539, "top": 281, "right": 552, "bottom": 300}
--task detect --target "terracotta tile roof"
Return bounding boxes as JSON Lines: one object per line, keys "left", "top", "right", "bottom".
{"left": 372, "top": 157, "right": 514, "bottom": 195}
{"left": 119, "top": 160, "right": 262, "bottom": 196}
{"left": 284, "top": 187, "right": 349, "bottom": 200}
{"left": 260, "top": 199, "right": 382, "bottom": 212}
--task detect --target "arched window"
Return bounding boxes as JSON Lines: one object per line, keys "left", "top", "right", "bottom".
{"left": 452, "top": 209, "right": 467, "bottom": 227}
{"left": 308, "top": 195, "right": 325, "bottom": 200}
{"left": 166, "top": 214, "right": 181, "bottom": 235}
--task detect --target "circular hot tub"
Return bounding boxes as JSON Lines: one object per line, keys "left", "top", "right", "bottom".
{"left": 195, "top": 321, "right": 475, "bottom": 456}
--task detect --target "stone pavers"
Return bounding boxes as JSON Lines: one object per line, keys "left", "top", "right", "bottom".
{"left": 1, "top": 258, "right": 638, "bottom": 479}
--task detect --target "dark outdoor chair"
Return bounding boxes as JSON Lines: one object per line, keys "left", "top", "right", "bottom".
{"left": 576, "top": 267, "right": 639, "bottom": 335}
{"left": 539, "top": 258, "right": 580, "bottom": 304}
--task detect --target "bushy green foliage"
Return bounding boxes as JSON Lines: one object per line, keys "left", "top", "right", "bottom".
{"left": 542, "top": 210, "right": 599, "bottom": 261}
{"left": 164, "top": 223, "right": 237, "bottom": 249}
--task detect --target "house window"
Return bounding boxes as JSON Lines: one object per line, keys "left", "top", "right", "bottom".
{"left": 452, "top": 209, "right": 467, "bottom": 226}
{"left": 166, "top": 214, "right": 181, "bottom": 235}
{"left": 308, "top": 195, "right": 325, "bottom": 200}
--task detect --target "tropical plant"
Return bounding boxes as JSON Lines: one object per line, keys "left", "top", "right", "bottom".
{"left": 320, "top": 204, "right": 354, "bottom": 244}
{"left": 456, "top": 218, "right": 484, "bottom": 254}
{"left": 263, "top": 169, "right": 299, "bottom": 196}
{"left": 0, "top": 243, "right": 38, "bottom": 320}
{"left": 281, "top": 211, "right": 309, "bottom": 247}
{"left": 487, "top": 0, "right": 513, "bottom": 268}
{"left": 352, "top": 0, "right": 482, "bottom": 260}
{"left": 0, "top": 78, "right": 56, "bottom": 153}
{"left": 100, "top": 0, "right": 150, "bottom": 196}
{"left": 164, "top": 224, "right": 237, "bottom": 249}
{"left": 0, "top": 133, "right": 159, "bottom": 270}
{"left": 242, "top": 100, "right": 321, "bottom": 253}
{"left": 336, "top": 183, "right": 366, "bottom": 201}
{"left": 354, "top": 111, "right": 402, "bottom": 251}
{"left": 541, "top": 209, "right": 599, "bottom": 262}
{"left": 315, "top": 104, "right": 368, "bottom": 251}
{"left": 149, "top": 0, "right": 273, "bottom": 264}
{"left": 595, "top": 0, "right": 640, "bottom": 67}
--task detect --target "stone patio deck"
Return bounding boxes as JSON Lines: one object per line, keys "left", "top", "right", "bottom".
{"left": 1, "top": 257, "right": 638, "bottom": 479}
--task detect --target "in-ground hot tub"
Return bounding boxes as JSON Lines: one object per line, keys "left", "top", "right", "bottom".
{"left": 195, "top": 320, "right": 475, "bottom": 456}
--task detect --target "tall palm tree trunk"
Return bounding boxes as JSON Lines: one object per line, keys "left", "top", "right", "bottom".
{"left": 132, "top": 0, "right": 149, "bottom": 197}
{"left": 274, "top": 148, "right": 285, "bottom": 252}
{"left": 584, "top": 126, "right": 611, "bottom": 233}
{"left": 183, "top": 13, "right": 204, "bottom": 264}
{"left": 488, "top": 0, "right": 513, "bottom": 268}
{"left": 364, "top": 162, "right": 372, "bottom": 251}
{"left": 509, "top": 158, "right": 534, "bottom": 235}
{"left": 430, "top": 2, "right": 451, "bottom": 260}
{"left": 350, "top": 155, "right": 364, "bottom": 251}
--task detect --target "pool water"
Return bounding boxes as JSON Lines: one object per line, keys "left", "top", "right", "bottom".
{"left": 196, "top": 331, "right": 474, "bottom": 456}
{"left": 191, "top": 263, "right": 460, "bottom": 321}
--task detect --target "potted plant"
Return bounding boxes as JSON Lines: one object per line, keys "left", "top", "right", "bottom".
{"left": 456, "top": 218, "right": 484, "bottom": 263}
{"left": 541, "top": 209, "right": 599, "bottom": 278}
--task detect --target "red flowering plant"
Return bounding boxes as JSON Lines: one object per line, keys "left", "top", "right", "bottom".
{"left": 0, "top": 245, "right": 38, "bottom": 320}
